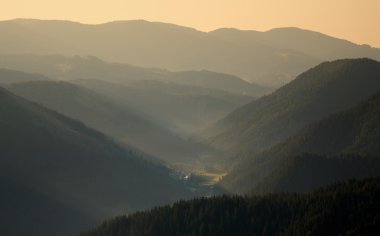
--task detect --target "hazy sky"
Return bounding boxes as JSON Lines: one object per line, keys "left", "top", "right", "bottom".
{"left": 2, "top": 0, "right": 380, "bottom": 47}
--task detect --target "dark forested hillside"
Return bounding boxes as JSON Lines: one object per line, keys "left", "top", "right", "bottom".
{"left": 203, "top": 58, "right": 380, "bottom": 157}
{"left": 0, "top": 86, "right": 192, "bottom": 236}
{"left": 79, "top": 177, "right": 380, "bottom": 236}
{"left": 221, "top": 90, "right": 380, "bottom": 193}
{"left": 251, "top": 154, "right": 380, "bottom": 194}
{"left": 0, "top": 175, "right": 94, "bottom": 236}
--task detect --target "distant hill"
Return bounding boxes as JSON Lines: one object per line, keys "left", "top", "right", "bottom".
{"left": 128, "top": 79, "right": 253, "bottom": 100}
{"left": 6, "top": 80, "right": 220, "bottom": 168}
{"left": 1, "top": 19, "right": 380, "bottom": 87}
{"left": 0, "top": 86, "right": 192, "bottom": 236}
{"left": 211, "top": 27, "right": 380, "bottom": 62}
{"left": 0, "top": 55, "right": 264, "bottom": 135}
{"left": 0, "top": 68, "right": 50, "bottom": 84}
{"left": 79, "top": 177, "right": 380, "bottom": 236}
{"left": 71, "top": 78, "right": 252, "bottom": 136}
{"left": 221, "top": 91, "right": 380, "bottom": 193}
{"left": 203, "top": 59, "right": 380, "bottom": 157}
{"left": 165, "top": 70, "right": 268, "bottom": 95}
{"left": 0, "top": 54, "right": 269, "bottom": 96}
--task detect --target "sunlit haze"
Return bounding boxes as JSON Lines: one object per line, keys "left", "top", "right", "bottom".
{"left": 2, "top": 0, "right": 380, "bottom": 47}
{"left": 1, "top": 1, "right": 380, "bottom": 236}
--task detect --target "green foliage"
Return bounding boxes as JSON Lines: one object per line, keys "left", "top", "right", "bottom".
{"left": 80, "top": 178, "right": 380, "bottom": 236}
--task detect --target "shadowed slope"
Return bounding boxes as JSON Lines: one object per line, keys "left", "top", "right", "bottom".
{"left": 222, "top": 91, "right": 380, "bottom": 193}
{"left": 203, "top": 59, "right": 380, "bottom": 157}
{"left": 0, "top": 86, "right": 192, "bottom": 235}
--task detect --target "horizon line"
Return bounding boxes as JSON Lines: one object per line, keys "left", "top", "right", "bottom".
{"left": 2, "top": 17, "right": 378, "bottom": 48}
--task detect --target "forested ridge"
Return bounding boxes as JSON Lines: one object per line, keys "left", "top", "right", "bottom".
{"left": 203, "top": 58, "right": 380, "bottom": 157}
{"left": 80, "top": 177, "right": 380, "bottom": 236}
{"left": 222, "top": 90, "right": 380, "bottom": 193}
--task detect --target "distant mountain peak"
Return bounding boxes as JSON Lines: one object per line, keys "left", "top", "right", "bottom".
{"left": 11, "top": 18, "right": 85, "bottom": 26}
{"left": 1, "top": 19, "right": 380, "bottom": 87}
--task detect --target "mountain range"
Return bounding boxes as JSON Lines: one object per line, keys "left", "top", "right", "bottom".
{"left": 203, "top": 58, "right": 380, "bottom": 159}
{"left": 0, "top": 54, "right": 268, "bottom": 95}
{"left": 1, "top": 18, "right": 380, "bottom": 236}
{"left": 0, "top": 54, "right": 262, "bottom": 135}
{"left": 1, "top": 19, "right": 380, "bottom": 87}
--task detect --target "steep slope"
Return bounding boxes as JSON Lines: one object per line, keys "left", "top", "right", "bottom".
{"left": 0, "top": 54, "right": 268, "bottom": 96}
{"left": 1, "top": 19, "right": 379, "bottom": 86}
{"left": 80, "top": 178, "right": 380, "bottom": 236}
{"left": 222, "top": 91, "right": 380, "bottom": 193}
{"left": 7, "top": 80, "right": 219, "bottom": 168}
{"left": 0, "top": 175, "right": 94, "bottom": 236}
{"left": 0, "top": 86, "right": 192, "bottom": 235}
{"left": 203, "top": 58, "right": 380, "bottom": 157}
{"left": 252, "top": 154, "right": 380, "bottom": 194}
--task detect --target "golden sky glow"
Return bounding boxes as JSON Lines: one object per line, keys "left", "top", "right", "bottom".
{"left": 2, "top": 0, "right": 380, "bottom": 47}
